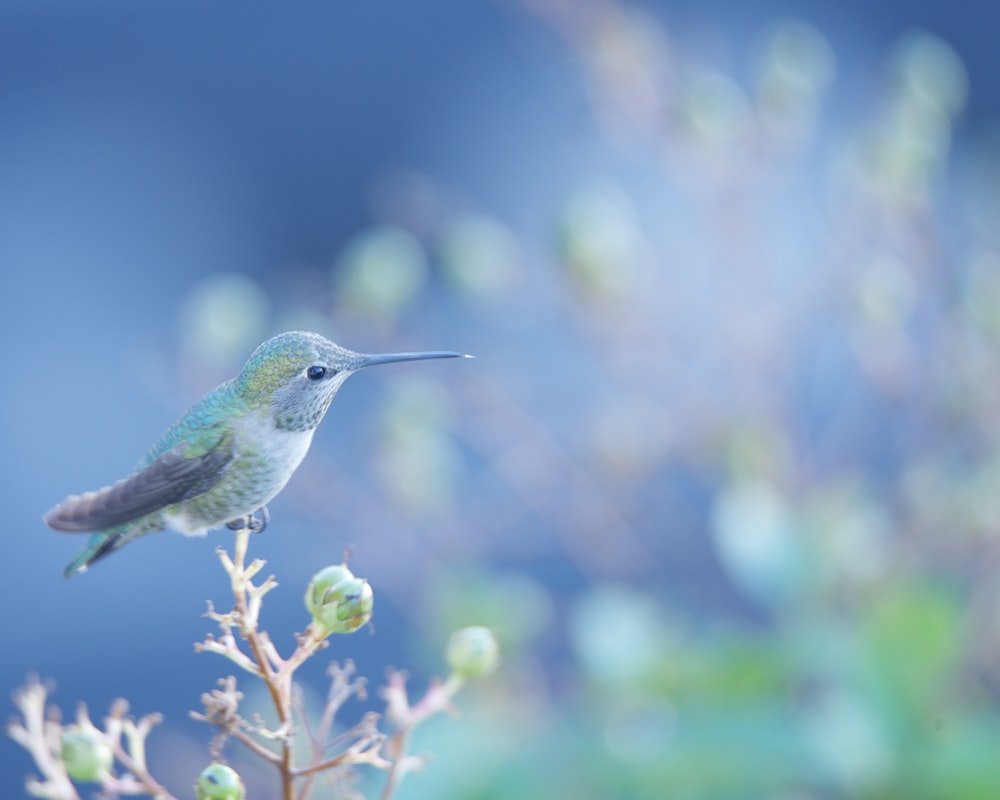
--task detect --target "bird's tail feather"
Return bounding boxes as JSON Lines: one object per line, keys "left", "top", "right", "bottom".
{"left": 63, "top": 531, "right": 127, "bottom": 578}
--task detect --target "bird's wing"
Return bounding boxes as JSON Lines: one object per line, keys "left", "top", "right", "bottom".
{"left": 44, "top": 436, "right": 233, "bottom": 532}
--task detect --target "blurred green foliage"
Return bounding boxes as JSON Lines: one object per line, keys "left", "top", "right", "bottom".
{"left": 413, "top": 572, "right": 997, "bottom": 799}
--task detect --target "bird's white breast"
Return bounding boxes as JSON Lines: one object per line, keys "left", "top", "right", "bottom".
{"left": 165, "top": 410, "right": 316, "bottom": 537}
{"left": 238, "top": 409, "right": 315, "bottom": 487}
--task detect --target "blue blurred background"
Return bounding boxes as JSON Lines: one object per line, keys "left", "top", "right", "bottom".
{"left": 3, "top": 0, "right": 1000, "bottom": 797}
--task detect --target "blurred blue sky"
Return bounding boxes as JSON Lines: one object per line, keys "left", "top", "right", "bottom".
{"left": 2, "top": 0, "right": 999, "bottom": 796}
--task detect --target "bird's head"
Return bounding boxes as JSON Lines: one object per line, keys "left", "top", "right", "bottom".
{"left": 236, "top": 331, "right": 468, "bottom": 432}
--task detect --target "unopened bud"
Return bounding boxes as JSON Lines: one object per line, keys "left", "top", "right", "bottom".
{"left": 60, "top": 727, "right": 113, "bottom": 782}
{"left": 196, "top": 762, "right": 245, "bottom": 800}
{"left": 446, "top": 626, "right": 499, "bottom": 679}
{"left": 306, "top": 566, "right": 374, "bottom": 635}
{"left": 304, "top": 564, "right": 356, "bottom": 616}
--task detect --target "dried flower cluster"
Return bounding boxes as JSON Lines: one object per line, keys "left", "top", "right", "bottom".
{"left": 8, "top": 524, "right": 498, "bottom": 799}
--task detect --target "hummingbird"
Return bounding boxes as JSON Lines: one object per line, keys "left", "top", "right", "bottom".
{"left": 45, "top": 331, "right": 469, "bottom": 577}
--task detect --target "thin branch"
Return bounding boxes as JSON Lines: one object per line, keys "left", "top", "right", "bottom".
{"left": 221, "top": 527, "right": 296, "bottom": 799}
{"left": 194, "top": 635, "right": 262, "bottom": 676}
{"left": 378, "top": 672, "right": 463, "bottom": 800}
{"left": 292, "top": 712, "right": 389, "bottom": 778}
{"left": 228, "top": 726, "right": 281, "bottom": 763}
{"left": 107, "top": 738, "right": 177, "bottom": 799}
{"left": 7, "top": 678, "right": 80, "bottom": 800}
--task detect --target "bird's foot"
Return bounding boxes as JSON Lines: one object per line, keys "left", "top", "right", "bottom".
{"left": 226, "top": 506, "right": 270, "bottom": 534}
{"left": 249, "top": 505, "right": 269, "bottom": 533}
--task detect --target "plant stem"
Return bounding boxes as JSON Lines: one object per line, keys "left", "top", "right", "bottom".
{"left": 108, "top": 739, "right": 178, "bottom": 800}
{"left": 379, "top": 728, "right": 410, "bottom": 800}
{"left": 228, "top": 526, "right": 295, "bottom": 800}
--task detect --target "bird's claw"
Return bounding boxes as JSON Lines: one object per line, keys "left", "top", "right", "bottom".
{"left": 226, "top": 505, "right": 270, "bottom": 534}
{"left": 249, "top": 505, "right": 270, "bottom": 533}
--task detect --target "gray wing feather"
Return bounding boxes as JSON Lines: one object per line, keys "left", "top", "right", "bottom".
{"left": 44, "top": 444, "right": 232, "bottom": 532}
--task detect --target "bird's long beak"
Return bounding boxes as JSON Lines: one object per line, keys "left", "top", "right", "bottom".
{"left": 357, "top": 351, "right": 473, "bottom": 369}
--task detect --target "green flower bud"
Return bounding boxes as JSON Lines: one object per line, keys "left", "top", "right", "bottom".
{"left": 195, "top": 762, "right": 245, "bottom": 800}
{"left": 306, "top": 566, "right": 374, "bottom": 635}
{"left": 60, "top": 727, "right": 113, "bottom": 782}
{"left": 305, "top": 564, "right": 356, "bottom": 617}
{"left": 446, "top": 626, "right": 499, "bottom": 679}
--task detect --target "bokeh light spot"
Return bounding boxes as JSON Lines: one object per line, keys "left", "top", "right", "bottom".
{"left": 334, "top": 225, "right": 427, "bottom": 319}
{"left": 569, "top": 585, "right": 664, "bottom": 687}
{"left": 438, "top": 213, "right": 521, "bottom": 297}
{"left": 178, "top": 273, "right": 270, "bottom": 369}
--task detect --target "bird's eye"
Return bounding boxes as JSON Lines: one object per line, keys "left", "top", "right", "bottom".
{"left": 307, "top": 365, "right": 328, "bottom": 380}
